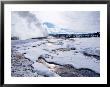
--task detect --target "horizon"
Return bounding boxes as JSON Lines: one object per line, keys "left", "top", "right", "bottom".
{"left": 11, "top": 11, "right": 100, "bottom": 40}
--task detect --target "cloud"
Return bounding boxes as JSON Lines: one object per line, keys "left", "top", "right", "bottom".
{"left": 31, "top": 11, "right": 100, "bottom": 33}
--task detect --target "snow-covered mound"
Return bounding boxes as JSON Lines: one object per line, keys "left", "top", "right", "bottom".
{"left": 13, "top": 37, "right": 100, "bottom": 74}
{"left": 33, "top": 62, "right": 60, "bottom": 77}
{"left": 82, "top": 47, "right": 100, "bottom": 59}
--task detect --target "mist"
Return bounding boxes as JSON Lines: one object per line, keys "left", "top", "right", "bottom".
{"left": 11, "top": 11, "right": 48, "bottom": 40}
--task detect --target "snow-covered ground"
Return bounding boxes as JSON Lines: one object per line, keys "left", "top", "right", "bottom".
{"left": 11, "top": 37, "right": 100, "bottom": 77}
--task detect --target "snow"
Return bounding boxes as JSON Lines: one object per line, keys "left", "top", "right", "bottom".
{"left": 46, "top": 52, "right": 99, "bottom": 73}
{"left": 13, "top": 37, "right": 100, "bottom": 74}
{"left": 33, "top": 62, "right": 60, "bottom": 77}
{"left": 82, "top": 47, "right": 100, "bottom": 56}
{"left": 11, "top": 11, "right": 100, "bottom": 77}
{"left": 73, "top": 38, "right": 100, "bottom": 49}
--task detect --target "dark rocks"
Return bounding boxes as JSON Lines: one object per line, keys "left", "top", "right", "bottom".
{"left": 32, "top": 46, "right": 36, "bottom": 47}
{"left": 71, "top": 47, "right": 76, "bottom": 50}
{"left": 56, "top": 47, "right": 76, "bottom": 52}
{"left": 57, "top": 65, "right": 100, "bottom": 77}
{"left": 11, "top": 52, "right": 38, "bottom": 77}
{"left": 78, "top": 68, "right": 100, "bottom": 77}
{"left": 11, "top": 36, "right": 19, "bottom": 40}
{"left": 82, "top": 48, "right": 100, "bottom": 60}
{"left": 83, "top": 52, "right": 100, "bottom": 60}
{"left": 40, "top": 54, "right": 53, "bottom": 59}
{"left": 75, "top": 51, "right": 78, "bottom": 53}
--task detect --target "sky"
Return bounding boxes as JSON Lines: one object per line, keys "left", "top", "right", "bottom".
{"left": 11, "top": 11, "right": 100, "bottom": 39}
{"left": 31, "top": 11, "right": 100, "bottom": 33}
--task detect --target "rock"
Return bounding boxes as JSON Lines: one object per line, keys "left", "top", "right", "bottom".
{"left": 11, "top": 52, "right": 39, "bottom": 77}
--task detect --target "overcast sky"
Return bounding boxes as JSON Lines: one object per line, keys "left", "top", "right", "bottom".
{"left": 11, "top": 11, "right": 100, "bottom": 39}
{"left": 31, "top": 11, "right": 100, "bottom": 33}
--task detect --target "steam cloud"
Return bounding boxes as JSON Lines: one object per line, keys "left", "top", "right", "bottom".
{"left": 11, "top": 11, "right": 48, "bottom": 40}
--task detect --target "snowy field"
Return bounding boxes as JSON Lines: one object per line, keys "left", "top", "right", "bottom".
{"left": 11, "top": 37, "right": 100, "bottom": 77}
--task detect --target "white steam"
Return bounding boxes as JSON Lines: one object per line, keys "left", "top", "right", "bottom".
{"left": 11, "top": 11, "right": 48, "bottom": 40}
